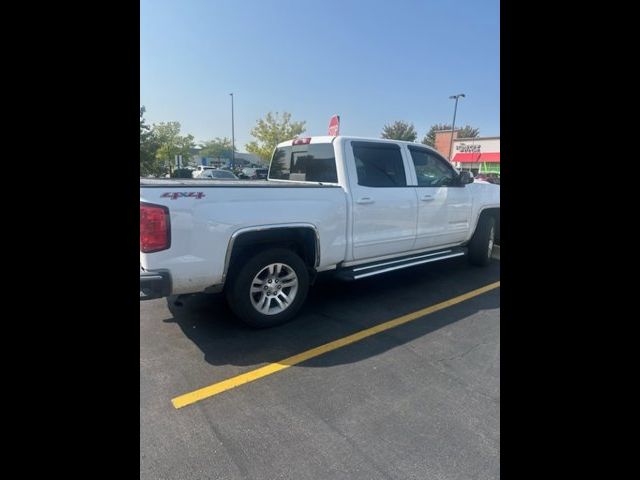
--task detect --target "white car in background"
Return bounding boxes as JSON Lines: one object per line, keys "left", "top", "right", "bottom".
{"left": 192, "top": 166, "right": 217, "bottom": 178}
{"left": 199, "top": 169, "right": 239, "bottom": 180}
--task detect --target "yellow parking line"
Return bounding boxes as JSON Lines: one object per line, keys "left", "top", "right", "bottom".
{"left": 171, "top": 281, "right": 500, "bottom": 409}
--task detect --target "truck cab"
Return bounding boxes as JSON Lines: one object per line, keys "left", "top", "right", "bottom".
{"left": 268, "top": 136, "right": 498, "bottom": 262}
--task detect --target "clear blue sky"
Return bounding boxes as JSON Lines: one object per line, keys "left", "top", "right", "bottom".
{"left": 141, "top": 0, "right": 499, "bottom": 150}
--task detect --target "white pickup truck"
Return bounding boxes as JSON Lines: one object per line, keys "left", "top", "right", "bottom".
{"left": 140, "top": 136, "right": 500, "bottom": 327}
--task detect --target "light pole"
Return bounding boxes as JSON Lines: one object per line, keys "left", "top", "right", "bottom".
{"left": 448, "top": 93, "right": 465, "bottom": 160}
{"left": 230, "top": 93, "right": 235, "bottom": 171}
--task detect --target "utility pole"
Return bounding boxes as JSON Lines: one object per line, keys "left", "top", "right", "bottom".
{"left": 230, "top": 93, "right": 235, "bottom": 170}
{"left": 448, "top": 93, "right": 465, "bottom": 160}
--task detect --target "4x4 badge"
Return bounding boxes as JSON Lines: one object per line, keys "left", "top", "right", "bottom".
{"left": 161, "top": 192, "right": 205, "bottom": 200}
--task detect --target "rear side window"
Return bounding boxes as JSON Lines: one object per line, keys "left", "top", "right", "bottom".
{"left": 352, "top": 141, "right": 406, "bottom": 187}
{"left": 269, "top": 143, "right": 338, "bottom": 183}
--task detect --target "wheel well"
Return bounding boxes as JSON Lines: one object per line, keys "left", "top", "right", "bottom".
{"left": 226, "top": 227, "right": 318, "bottom": 279}
{"left": 479, "top": 208, "right": 500, "bottom": 243}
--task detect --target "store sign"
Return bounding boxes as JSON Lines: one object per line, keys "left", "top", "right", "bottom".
{"left": 456, "top": 143, "right": 481, "bottom": 153}
{"left": 453, "top": 137, "right": 500, "bottom": 155}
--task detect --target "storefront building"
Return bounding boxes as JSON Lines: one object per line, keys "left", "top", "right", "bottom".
{"left": 434, "top": 131, "right": 500, "bottom": 176}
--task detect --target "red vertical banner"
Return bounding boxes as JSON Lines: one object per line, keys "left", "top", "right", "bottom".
{"left": 328, "top": 115, "right": 340, "bottom": 136}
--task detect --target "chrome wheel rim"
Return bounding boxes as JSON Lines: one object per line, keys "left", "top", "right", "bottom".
{"left": 488, "top": 226, "right": 495, "bottom": 258}
{"left": 249, "top": 263, "right": 299, "bottom": 315}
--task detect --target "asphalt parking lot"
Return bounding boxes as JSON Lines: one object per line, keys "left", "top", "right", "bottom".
{"left": 140, "top": 256, "right": 500, "bottom": 480}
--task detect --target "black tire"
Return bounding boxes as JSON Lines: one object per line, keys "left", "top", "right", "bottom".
{"left": 225, "top": 248, "right": 310, "bottom": 328}
{"left": 468, "top": 214, "right": 496, "bottom": 266}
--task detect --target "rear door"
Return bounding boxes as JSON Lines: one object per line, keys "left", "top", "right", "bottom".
{"left": 407, "top": 146, "right": 472, "bottom": 248}
{"left": 346, "top": 140, "right": 418, "bottom": 260}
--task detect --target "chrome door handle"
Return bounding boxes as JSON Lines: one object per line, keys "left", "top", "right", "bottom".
{"left": 356, "top": 196, "right": 374, "bottom": 204}
{"left": 420, "top": 195, "right": 434, "bottom": 201}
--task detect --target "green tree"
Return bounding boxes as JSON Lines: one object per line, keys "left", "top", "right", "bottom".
{"left": 200, "top": 137, "right": 234, "bottom": 160}
{"left": 456, "top": 125, "right": 480, "bottom": 139}
{"left": 140, "top": 106, "right": 161, "bottom": 176}
{"left": 421, "top": 123, "right": 479, "bottom": 147}
{"left": 421, "top": 123, "right": 451, "bottom": 147}
{"left": 140, "top": 106, "right": 150, "bottom": 138}
{"left": 381, "top": 121, "right": 418, "bottom": 141}
{"left": 153, "top": 122, "right": 195, "bottom": 174}
{"left": 246, "top": 112, "right": 306, "bottom": 162}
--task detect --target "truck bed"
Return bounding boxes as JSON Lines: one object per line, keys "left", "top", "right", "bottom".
{"left": 140, "top": 178, "right": 348, "bottom": 293}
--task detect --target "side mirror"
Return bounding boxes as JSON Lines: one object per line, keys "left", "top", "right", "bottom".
{"left": 459, "top": 171, "right": 474, "bottom": 185}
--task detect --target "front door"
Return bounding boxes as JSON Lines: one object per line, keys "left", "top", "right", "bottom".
{"left": 407, "top": 146, "right": 472, "bottom": 249}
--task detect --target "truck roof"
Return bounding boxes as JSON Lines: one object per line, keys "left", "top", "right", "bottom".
{"left": 276, "top": 135, "right": 439, "bottom": 152}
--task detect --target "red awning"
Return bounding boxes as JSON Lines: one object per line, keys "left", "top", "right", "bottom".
{"left": 452, "top": 152, "right": 500, "bottom": 163}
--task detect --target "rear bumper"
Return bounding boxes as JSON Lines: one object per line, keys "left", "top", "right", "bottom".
{"left": 140, "top": 269, "right": 172, "bottom": 300}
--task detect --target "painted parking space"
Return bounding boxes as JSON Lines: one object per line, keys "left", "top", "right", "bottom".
{"left": 141, "top": 257, "right": 500, "bottom": 480}
{"left": 171, "top": 281, "right": 499, "bottom": 409}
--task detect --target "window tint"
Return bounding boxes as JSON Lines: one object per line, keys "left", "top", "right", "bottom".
{"left": 269, "top": 143, "right": 338, "bottom": 183}
{"left": 210, "top": 170, "right": 236, "bottom": 179}
{"left": 352, "top": 142, "right": 406, "bottom": 187}
{"left": 409, "top": 148, "right": 457, "bottom": 187}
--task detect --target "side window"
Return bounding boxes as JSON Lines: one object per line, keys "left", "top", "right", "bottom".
{"left": 269, "top": 143, "right": 338, "bottom": 183}
{"left": 290, "top": 144, "right": 338, "bottom": 183}
{"left": 409, "top": 148, "right": 457, "bottom": 187}
{"left": 352, "top": 142, "right": 407, "bottom": 187}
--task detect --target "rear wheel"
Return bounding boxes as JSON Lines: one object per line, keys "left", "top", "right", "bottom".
{"left": 468, "top": 215, "right": 496, "bottom": 266}
{"left": 225, "top": 248, "right": 310, "bottom": 328}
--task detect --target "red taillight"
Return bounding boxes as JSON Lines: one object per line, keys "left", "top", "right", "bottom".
{"left": 292, "top": 137, "right": 311, "bottom": 145}
{"left": 140, "top": 203, "right": 170, "bottom": 253}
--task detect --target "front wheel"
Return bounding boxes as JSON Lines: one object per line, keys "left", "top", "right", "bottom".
{"left": 468, "top": 215, "right": 496, "bottom": 266}
{"left": 225, "top": 248, "right": 310, "bottom": 328}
